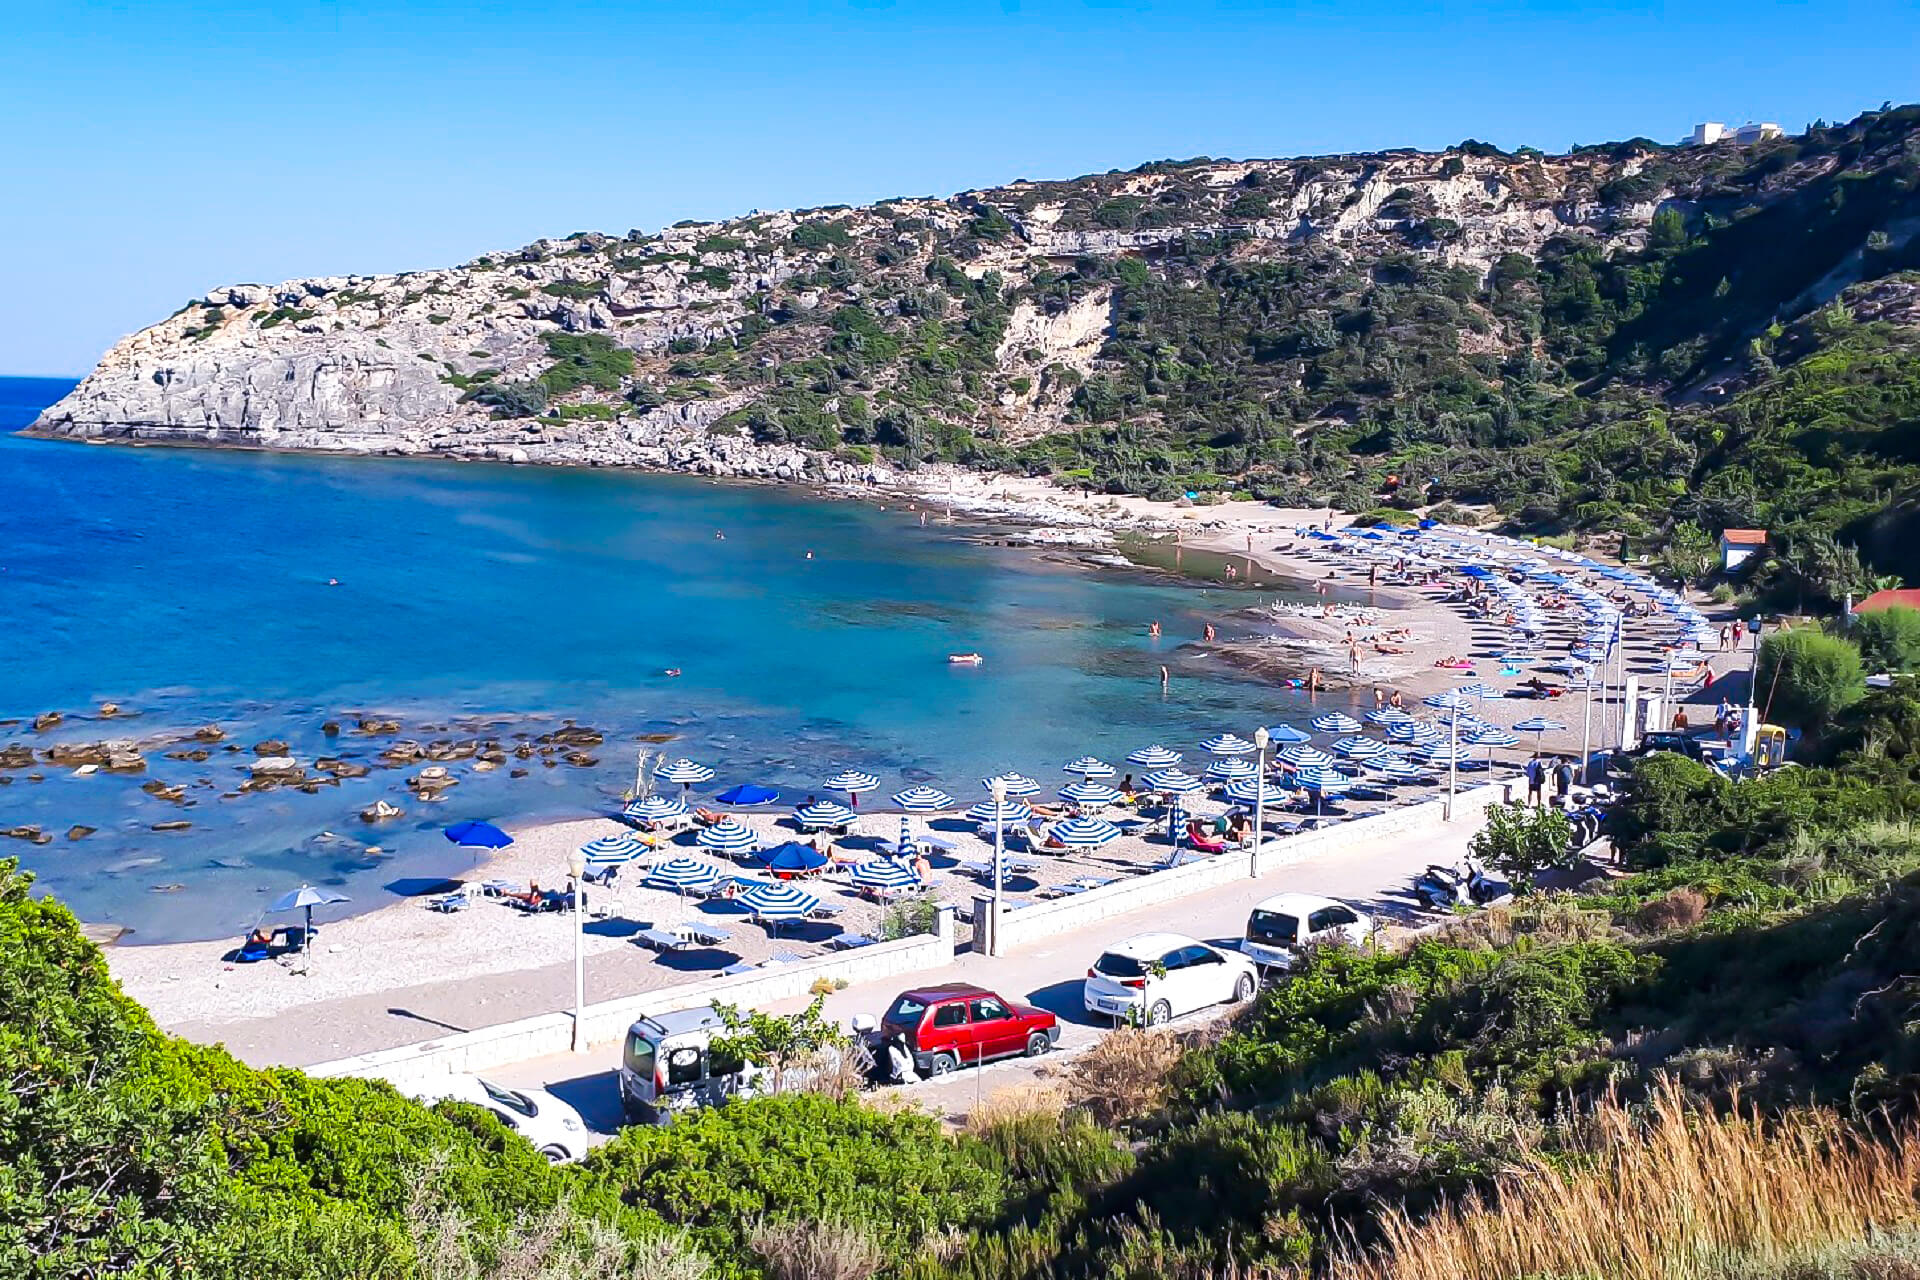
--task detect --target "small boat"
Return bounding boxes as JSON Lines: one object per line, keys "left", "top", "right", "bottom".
{"left": 947, "top": 652, "right": 984, "bottom": 666}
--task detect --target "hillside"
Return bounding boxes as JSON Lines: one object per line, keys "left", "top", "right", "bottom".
{"left": 30, "top": 106, "right": 1920, "bottom": 589}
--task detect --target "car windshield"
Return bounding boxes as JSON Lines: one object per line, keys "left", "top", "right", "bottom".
{"left": 885, "top": 995, "right": 928, "bottom": 1023}
{"left": 1248, "top": 910, "right": 1301, "bottom": 944}
{"left": 478, "top": 1080, "right": 535, "bottom": 1117}
{"left": 1093, "top": 952, "right": 1147, "bottom": 978}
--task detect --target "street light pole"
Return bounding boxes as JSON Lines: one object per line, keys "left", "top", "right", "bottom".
{"left": 1251, "top": 725, "right": 1269, "bottom": 879}
{"left": 566, "top": 847, "right": 587, "bottom": 1053}
{"left": 989, "top": 777, "right": 1006, "bottom": 957}
{"left": 1445, "top": 704, "right": 1459, "bottom": 821}
{"left": 1578, "top": 665, "right": 1597, "bottom": 785}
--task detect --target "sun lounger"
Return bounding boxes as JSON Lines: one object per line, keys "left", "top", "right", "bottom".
{"left": 827, "top": 932, "right": 875, "bottom": 950}
{"left": 236, "top": 936, "right": 272, "bottom": 963}
{"left": 427, "top": 893, "right": 470, "bottom": 913}
{"left": 636, "top": 927, "right": 688, "bottom": 952}
{"left": 672, "top": 922, "right": 732, "bottom": 946}
{"left": 721, "top": 960, "right": 758, "bottom": 975}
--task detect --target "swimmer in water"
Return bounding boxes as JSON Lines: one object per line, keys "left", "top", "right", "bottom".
{"left": 1149, "top": 621, "right": 1161, "bottom": 638}
{"left": 805, "top": 550, "right": 814, "bottom": 560}
{"left": 664, "top": 668, "right": 682, "bottom": 678}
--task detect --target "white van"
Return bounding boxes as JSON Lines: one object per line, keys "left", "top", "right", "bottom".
{"left": 618, "top": 1006, "right": 757, "bottom": 1124}
{"left": 1241, "top": 893, "right": 1372, "bottom": 970}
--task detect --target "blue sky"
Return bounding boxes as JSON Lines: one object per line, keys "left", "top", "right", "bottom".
{"left": 2, "top": 0, "right": 1913, "bottom": 375}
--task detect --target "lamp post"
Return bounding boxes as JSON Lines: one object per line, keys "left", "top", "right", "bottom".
{"left": 989, "top": 777, "right": 1007, "bottom": 957}
{"left": 1250, "top": 725, "right": 1269, "bottom": 879}
{"left": 566, "top": 846, "right": 587, "bottom": 1052}
{"left": 1444, "top": 703, "right": 1459, "bottom": 821}
{"left": 1578, "top": 663, "right": 1597, "bottom": 785}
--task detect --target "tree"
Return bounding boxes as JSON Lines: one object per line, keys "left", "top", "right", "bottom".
{"left": 1470, "top": 803, "right": 1576, "bottom": 883}
{"left": 1756, "top": 629, "right": 1866, "bottom": 731}
{"left": 1661, "top": 523, "right": 1716, "bottom": 582}
{"left": 1852, "top": 607, "right": 1920, "bottom": 675}
{"left": 707, "top": 996, "right": 847, "bottom": 1094}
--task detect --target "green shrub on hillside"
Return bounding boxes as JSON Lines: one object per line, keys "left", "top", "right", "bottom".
{"left": 1756, "top": 629, "right": 1866, "bottom": 732}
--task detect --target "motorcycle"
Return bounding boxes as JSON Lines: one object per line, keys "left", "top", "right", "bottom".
{"left": 1414, "top": 860, "right": 1512, "bottom": 910}
{"left": 1565, "top": 801, "right": 1609, "bottom": 853}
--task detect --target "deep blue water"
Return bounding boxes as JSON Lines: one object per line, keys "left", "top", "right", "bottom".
{"left": 0, "top": 376, "right": 1333, "bottom": 941}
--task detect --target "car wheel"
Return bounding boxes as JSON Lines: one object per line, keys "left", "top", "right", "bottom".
{"left": 1147, "top": 1000, "right": 1172, "bottom": 1026}
{"left": 538, "top": 1144, "right": 569, "bottom": 1163}
{"left": 928, "top": 1052, "right": 958, "bottom": 1076}
{"left": 1025, "top": 1031, "right": 1050, "bottom": 1057}
{"left": 1232, "top": 973, "right": 1256, "bottom": 1003}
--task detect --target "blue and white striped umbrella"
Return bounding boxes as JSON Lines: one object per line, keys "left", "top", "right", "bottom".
{"left": 1047, "top": 815, "right": 1122, "bottom": 847}
{"left": 696, "top": 817, "right": 760, "bottom": 854}
{"left": 822, "top": 770, "right": 880, "bottom": 796}
{"left": 624, "top": 795, "right": 689, "bottom": 824}
{"left": 1278, "top": 744, "right": 1337, "bottom": 769}
{"left": 656, "top": 758, "right": 716, "bottom": 787}
{"left": 1310, "top": 711, "right": 1363, "bottom": 734}
{"left": 890, "top": 785, "right": 955, "bottom": 812}
{"left": 646, "top": 856, "right": 725, "bottom": 894}
{"left": 1370, "top": 755, "right": 1431, "bottom": 782}
{"left": 1126, "top": 744, "right": 1183, "bottom": 767}
{"left": 1454, "top": 683, "right": 1499, "bottom": 699}
{"left": 1224, "top": 777, "right": 1281, "bottom": 806}
{"left": 1293, "top": 766, "right": 1352, "bottom": 792}
{"left": 1466, "top": 726, "right": 1520, "bottom": 748}
{"left": 1333, "top": 736, "right": 1389, "bottom": 761}
{"left": 1423, "top": 691, "right": 1475, "bottom": 711}
{"left": 969, "top": 798, "right": 1034, "bottom": 825}
{"left": 581, "top": 833, "right": 650, "bottom": 867}
{"left": 1199, "top": 732, "right": 1258, "bottom": 757}
{"left": 1387, "top": 721, "right": 1443, "bottom": 746}
{"left": 1141, "top": 767, "right": 1205, "bottom": 794}
{"left": 1059, "top": 780, "right": 1123, "bottom": 807}
{"left": 1512, "top": 717, "right": 1567, "bottom": 735}
{"left": 1365, "top": 708, "right": 1415, "bottom": 726}
{"left": 1263, "top": 723, "right": 1313, "bottom": 744}
{"left": 737, "top": 880, "right": 820, "bottom": 922}
{"left": 849, "top": 858, "right": 921, "bottom": 893}
{"left": 795, "top": 800, "right": 857, "bottom": 829}
{"left": 982, "top": 772, "right": 1042, "bottom": 797}
{"left": 1416, "top": 742, "right": 1474, "bottom": 766}
{"left": 1063, "top": 756, "right": 1117, "bottom": 778}
{"left": 1204, "top": 757, "right": 1259, "bottom": 782}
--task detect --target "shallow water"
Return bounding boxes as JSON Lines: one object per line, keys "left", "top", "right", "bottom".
{"left": 0, "top": 378, "right": 1348, "bottom": 941}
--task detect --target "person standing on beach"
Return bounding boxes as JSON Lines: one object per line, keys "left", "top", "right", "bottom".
{"left": 1525, "top": 756, "right": 1545, "bottom": 806}
{"left": 1553, "top": 757, "right": 1575, "bottom": 804}
{"left": 1348, "top": 639, "right": 1361, "bottom": 676}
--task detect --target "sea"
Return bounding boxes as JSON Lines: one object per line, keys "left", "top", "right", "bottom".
{"left": 0, "top": 375, "right": 1338, "bottom": 942}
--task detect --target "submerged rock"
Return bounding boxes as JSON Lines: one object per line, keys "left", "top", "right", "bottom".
{"left": 359, "top": 799, "right": 404, "bottom": 822}
{"left": 191, "top": 724, "right": 226, "bottom": 742}
{"left": 152, "top": 820, "right": 192, "bottom": 832}
{"left": 31, "top": 712, "right": 62, "bottom": 732}
{"left": 66, "top": 825, "right": 96, "bottom": 840}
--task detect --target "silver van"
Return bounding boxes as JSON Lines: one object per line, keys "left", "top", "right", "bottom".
{"left": 618, "top": 1006, "right": 753, "bottom": 1124}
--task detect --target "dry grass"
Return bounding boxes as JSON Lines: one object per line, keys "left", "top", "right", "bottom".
{"left": 1431, "top": 896, "right": 1615, "bottom": 951}
{"left": 747, "top": 1217, "right": 882, "bottom": 1280}
{"left": 960, "top": 1080, "right": 1067, "bottom": 1137}
{"left": 1636, "top": 887, "right": 1709, "bottom": 935}
{"left": 1062, "top": 1027, "right": 1183, "bottom": 1129}
{"left": 1339, "top": 1078, "right": 1920, "bottom": 1280}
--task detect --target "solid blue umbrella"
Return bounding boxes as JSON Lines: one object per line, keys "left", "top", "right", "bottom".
{"left": 1126, "top": 744, "right": 1183, "bottom": 768}
{"left": 968, "top": 798, "right": 1034, "bottom": 825}
{"left": 759, "top": 842, "right": 829, "bottom": 875}
{"left": 1310, "top": 712, "right": 1363, "bottom": 734}
{"left": 982, "top": 772, "right": 1042, "bottom": 797}
{"left": 1059, "top": 780, "right": 1123, "bottom": 807}
{"left": 795, "top": 800, "right": 857, "bottom": 829}
{"left": 696, "top": 818, "right": 760, "bottom": 855}
{"left": 1204, "top": 757, "right": 1258, "bottom": 782}
{"left": 656, "top": 758, "right": 716, "bottom": 789}
{"left": 444, "top": 820, "right": 512, "bottom": 849}
{"left": 714, "top": 783, "right": 779, "bottom": 806}
{"left": 646, "top": 856, "right": 724, "bottom": 895}
{"left": 891, "top": 785, "right": 955, "bottom": 812}
{"left": 1063, "top": 756, "right": 1117, "bottom": 778}
{"left": 582, "top": 833, "right": 650, "bottom": 867}
{"left": 1199, "top": 732, "right": 1257, "bottom": 757}
{"left": 850, "top": 858, "right": 921, "bottom": 894}
{"left": 1263, "top": 724, "right": 1313, "bottom": 744}
{"left": 1142, "top": 767, "right": 1204, "bottom": 794}
{"left": 624, "top": 795, "right": 689, "bottom": 824}
{"left": 738, "top": 880, "right": 820, "bottom": 928}
{"left": 1047, "top": 816, "right": 1121, "bottom": 847}
{"left": 269, "top": 884, "right": 350, "bottom": 963}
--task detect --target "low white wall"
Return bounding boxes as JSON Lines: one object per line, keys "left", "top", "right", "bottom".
{"left": 310, "top": 908, "right": 955, "bottom": 1089}
{"left": 985, "top": 780, "right": 1511, "bottom": 953}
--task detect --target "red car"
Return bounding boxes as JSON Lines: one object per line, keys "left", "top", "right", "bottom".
{"left": 880, "top": 982, "right": 1059, "bottom": 1075}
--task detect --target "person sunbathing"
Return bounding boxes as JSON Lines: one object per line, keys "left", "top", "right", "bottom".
{"left": 1374, "top": 642, "right": 1407, "bottom": 654}
{"left": 694, "top": 807, "right": 725, "bottom": 826}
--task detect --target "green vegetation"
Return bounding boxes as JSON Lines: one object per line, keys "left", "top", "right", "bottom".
{"left": 1756, "top": 628, "right": 1867, "bottom": 731}
{"left": 536, "top": 332, "right": 635, "bottom": 398}
{"left": 256, "top": 306, "right": 317, "bottom": 329}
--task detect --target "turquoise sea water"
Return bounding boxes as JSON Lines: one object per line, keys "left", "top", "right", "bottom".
{"left": 0, "top": 377, "right": 1335, "bottom": 942}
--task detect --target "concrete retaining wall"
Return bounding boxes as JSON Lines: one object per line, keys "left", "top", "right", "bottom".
{"left": 310, "top": 908, "right": 956, "bottom": 1090}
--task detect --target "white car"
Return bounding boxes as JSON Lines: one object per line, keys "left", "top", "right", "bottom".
{"left": 1241, "top": 893, "right": 1373, "bottom": 970}
{"left": 1083, "top": 931, "right": 1260, "bottom": 1026}
{"left": 409, "top": 1074, "right": 589, "bottom": 1162}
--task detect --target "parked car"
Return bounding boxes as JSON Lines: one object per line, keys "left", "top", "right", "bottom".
{"left": 1241, "top": 893, "right": 1373, "bottom": 970}
{"left": 879, "top": 983, "right": 1059, "bottom": 1076}
{"left": 1083, "top": 931, "right": 1259, "bottom": 1026}
{"left": 409, "top": 1074, "right": 588, "bottom": 1162}
{"left": 619, "top": 1005, "right": 756, "bottom": 1124}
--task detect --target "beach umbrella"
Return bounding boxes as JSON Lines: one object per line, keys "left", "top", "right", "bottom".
{"left": 1513, "top": 716, "right": 1568, "bottom": 749}
{"left": 581, "top": 833, "right": 650, "bottom": 867}
{"left": 655, "top": 758, "right": 715, "bottom": 790}
{"left": 1370, "top": 756, "right": 1431, "bottom": 783}
{"left": 269, "top": 884, "right": 349, "bottom": 965}
{"left": 795, "top": 800, "right": 857, "bottom": 830}
{"left": 1126, "top": 744, "right": 1183, "bottom": 768}
{"left": 1204, "top": 757, "right": 1258, "bottom": 782}
{"left": 1454, "top": 683, "right": 1499, "bottom": 700}
{"left": 759, "top": 841, "right": 829, "bottom": 876}
{"left": 1277, "top": 744, "right": 1336, "bottom": 769}
{"left": 1333, "top": 736, "right": 1389, "bottom": 761}
{"left": 737, "top": 880, "right": 821, "bottom": 930}
{"left": 1466, "top": 726, "right": 1520, "bottom": 748}
{"left": 1198, "top": 732, "right": 1258, "bottom": 757}
{"left": 1224, "top": 777, "right": 1281, "bottom": 806}
{"left": 1387, "top": 721, "right": 1442, "bottom": 746}
{"left": 714, "top": 783, "right": 779, "bottom": 806}
{"left": 850, "top": 857, "right": 921, "bottom": 895}
{"left": 890, "top": 785, "right": 955, "bottom": 812}
{"left": 1364, "top": 708, "right": 1414, "bottom": 726}
{"left": 624, "top": 795, "right": 689, "bottom": 825}
{"left": 1047, "top": 816, "right": 1122, "bottom": 848}
{"left": 443, "top": 820, "right": 512, "bottom": 850}
{"left": 1063, "top": 755, "right": 1117, "bottom": 778}
{"left": 1423, "top": 691, "right": 1474, "bottom": 711}
{"left": 1262, "top": 723, "right": 1313, "bottom": 744}
{"left": 968, "top": 797, "right": 1034, "bottom": 825}
{"left": 1141, "top": 767, "right": 1204, "bottom": 795}
{"left": 1415, "top": 742, "right": 1474, "bottom": 767}
{"left": 1310, "top": 711, "right": 1363, "bottom": 734}
{"left": 982, "top": 772, "right": 1042, "bottom": 797}
{"left": 646, "top": 856, "right": 724, "bottom": 896}
{"left": 1293, "top": 766, "right": 1351, "bottom": 814}
{"left": 696, "top": 817, "right": 760, "bottom": 855}
{"left": 1059, "top": 780, "right": 1123, "bottom": 807}
{"left": 822, "top": 770, "right": 879, "bottom": 805}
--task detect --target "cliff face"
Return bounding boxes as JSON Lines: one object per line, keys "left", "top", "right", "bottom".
{"left": 29, "top": 121, "right": 1916, "bottom": 494}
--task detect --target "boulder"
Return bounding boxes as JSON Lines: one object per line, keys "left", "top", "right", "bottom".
{"left": 359, "top": 799, "right": 404, "bottom": 822}
{"left": 66, "top": 825, "right": 95, "bottom": 840}
{"left": 191, "top": 724, "right": 226, "bottom": 742}
{"left": 0, "top": 745, "right": 35, "bottom": 769}
{"left": 31, "top": 712, "right": 62, "bottom": 732}
{"left": 252, "top": 739, "right": 290, "bottom": 757}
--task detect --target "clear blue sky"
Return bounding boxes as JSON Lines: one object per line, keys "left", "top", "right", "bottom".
{"left": 2, "top": 0, "right": 1913, "bottom": 375}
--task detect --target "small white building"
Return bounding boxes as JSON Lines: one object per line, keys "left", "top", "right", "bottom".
{"left": 1689, "top": 122, "right": 1729, "bottom": 146}
{"left": 1687, "top": 121, "right": 1783, "bottom": 147}
{"left": 1720, "top": 528, "right": 1767, "bottom": 572}
{"left": 1733, "top": 122, "right": 1784, "bottom": 144}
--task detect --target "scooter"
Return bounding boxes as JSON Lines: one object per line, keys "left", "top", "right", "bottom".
{"left": 1566, "top": 802, "right": 1609, "bottom": 853}
{"left": 1414, "top": 861, "right": 1512, "bottom": 910}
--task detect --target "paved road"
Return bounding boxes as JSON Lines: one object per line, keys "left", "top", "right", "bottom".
{"left": 492, "top": 815, "right": 1484, "bottom": 1137}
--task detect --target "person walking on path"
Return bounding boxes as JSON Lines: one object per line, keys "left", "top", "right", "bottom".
{"left": 1719, "top": 624, "right": 1731, "bottom": 651}
{"left": 1553, "top": 757, "right": 1575, "bottom": 803}
{"left": 1525, "top": 755, "right": 1545, "bottom": 806}
{"left": 1732, "top": 619, "right": 1745, "bottom": 648}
